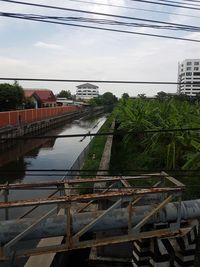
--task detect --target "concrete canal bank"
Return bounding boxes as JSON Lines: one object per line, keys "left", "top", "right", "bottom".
{"left": 0, "top": 106, "right": 105, "bottom": 151}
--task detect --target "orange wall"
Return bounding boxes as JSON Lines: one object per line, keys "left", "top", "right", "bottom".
{"left": 0, "top": 106, "right": 80, "bottom": 128}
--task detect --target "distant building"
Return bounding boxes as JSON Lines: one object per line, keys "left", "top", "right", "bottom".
{"left": 24, "top": 89, "right": 57, "bottom": 108}
{"left": 177, "top": 59, "right": 200, "bottom": 96}
{"left": 56, "top": 98, "right": 75, "bottom": 106}
{"left": 76, "top": 83, "right": 99, "bottom": 100}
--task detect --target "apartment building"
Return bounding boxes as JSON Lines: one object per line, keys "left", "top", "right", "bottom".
{"left": 177, "top": 59, "right": 200, "bottom": 96}
{"left": 76, "top": 83, "right": 99, "bottom": 100}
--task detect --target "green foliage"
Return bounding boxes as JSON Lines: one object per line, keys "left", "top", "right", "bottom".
{"left": 89, "top": 92, "right": 118, "bottom": 106}
{"left": 122, "top": 93, "right": 129, "bottom": 99}
{"left": 78, "top": 115, "right": 114, "bottom": 194}
{"left": 112, "top": 98, "right": 200, "bottom": 171}
{"left": 137, "top": 93, "right": 146, "bottom": 99}
{"left": 0, "top": 82, "right": 24, "bottom": 111}
{"left": 57, "top": 90, "right": 71, "bottom": 99}
{"left": 24, "top": 97, "right": 35, "bottom": 109}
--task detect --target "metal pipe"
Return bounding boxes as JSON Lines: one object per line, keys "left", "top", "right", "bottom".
{"left": 1, "top": 199, "right": 200, "bottom": 244}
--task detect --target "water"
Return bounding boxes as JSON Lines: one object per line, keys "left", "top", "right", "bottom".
{"left": 0, "top": 114, "right": 107, "bottom": 220}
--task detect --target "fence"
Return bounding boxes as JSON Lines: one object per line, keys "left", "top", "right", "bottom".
{"left": 0, "top": 106, "right": 80, "bottom": 128}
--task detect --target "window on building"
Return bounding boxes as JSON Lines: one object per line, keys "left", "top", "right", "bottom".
{"left": 187, "top": 67, "right": 191, "bottom": 71}
{"left": 194, "top": 67, "right": 199, "bottom": 71}
{"left": 194, "top": 72, "right": 200, "bottom": 76}
{"left": 187, "top": 62, "right": 192, "bottom": 65}
{"left": 186, "top": 72, "right": 192, "bottom": 76}
{"left": 194, "top": 62, "right": 199, "bottom": 65}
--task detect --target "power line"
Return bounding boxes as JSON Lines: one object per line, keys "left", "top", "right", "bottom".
{"left": 1, "top": 12, "right": 199, "bottom": 32}
{"left": 1, "top": 77, "right": 200, "bottom": 84}
{"left": 1, "top": 169, "right": 200, "bottom": 173}
{"left": 1, "top": 127, "right": 200, "bottom": 140}
{"left": 1, "top": 0, "right": 199, "bottom": 31}
{"left": 178, "top": 0, "right": 200, "bottom": 3}
{"left": 128, "top": 0, "right": 200, "bottom": 10}
{"left": 2, "top": 169, "right": 200, "bottom": 172}
{"left": 66, "top": 0, "right": 200, "bottom": 19}
{"left": 2, "top": 14, "right": 199, "bottom": 42}
{"left": 152, "top": 0, "right": 200, "bottom": 8}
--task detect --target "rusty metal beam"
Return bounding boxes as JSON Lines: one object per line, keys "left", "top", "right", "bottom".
{"left": 162, "top": 171, "right": 185, "bottom": 188}
{"left": 1, "top": 226, "right": 192, "bottom": 260}
{"left": 0, "top": 187, "right": 182, "bottom": 209}
{"left": 76, "top": 182, "right": 118, "bottom": 213}
{"left": 3, "top": 207, "right": 57, "bottom": 256}
{"left": 74, "top": 199, "right": 122, "bottom": 240}
{"left": 132, "top": 195, "right": 173, "bottom": 233}
{"left": 2, "top": 198, "right": 200, "bottom": 245}
{"left": 0, "top": 174, "right": 169, "bottom": 190}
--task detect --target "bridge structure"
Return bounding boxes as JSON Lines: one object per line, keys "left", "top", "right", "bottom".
{"left": 0, "top": 172, "right": 199, "bottom": 266}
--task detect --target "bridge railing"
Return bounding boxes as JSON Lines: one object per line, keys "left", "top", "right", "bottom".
{"left": 0, "top": 172, "right": 187, "bottom": 261}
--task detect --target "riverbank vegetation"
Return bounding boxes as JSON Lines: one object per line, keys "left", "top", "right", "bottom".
{"left": 78, "top": 114, "right": 114, "bottom": 193}
{"left": 110, "top": 97, "right": 200, "bottom": 199}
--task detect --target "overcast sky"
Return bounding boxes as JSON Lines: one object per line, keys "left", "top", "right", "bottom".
{"left": 0, "top": 0, "right": 200, "bottom": 97}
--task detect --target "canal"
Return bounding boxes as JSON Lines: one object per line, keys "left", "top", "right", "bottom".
{"left": 0, "top": 114, "right": 107, "bottom": 220}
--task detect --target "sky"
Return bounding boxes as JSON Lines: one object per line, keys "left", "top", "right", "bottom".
{"left": 0, "top": 0, "right": 200, "bottom": 97}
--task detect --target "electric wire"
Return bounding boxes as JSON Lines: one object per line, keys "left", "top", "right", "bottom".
{"left": 1, "top": 1, "right": 200, "bottom": 41}
{"left": 0, "top": 169, "right": 200, "bottom": 172}
{"left": 0, "top": 78, "right": 200, "bottom": 84}
{"left": 2, "top": 14, "right": 199, "bottom": 42}
{"left": 66, "top": 0, "right": 200, "bottom": 19}
{"left": 1, "top": 0, "right": 199, "bottom": 30}
{"left": 1, "top": 12, "right": 199, "bottom": 32}
{"left": 128, "top": 0, "right": 200, "bottom": 10}
{"left": 1, "top": 127, "right": 200, "bottom": 140}
{"left": 0, "top": 174, "right": 200, "bottom": 178}
{"left": 151, "top": 0, "right": 200, "bottom": 7}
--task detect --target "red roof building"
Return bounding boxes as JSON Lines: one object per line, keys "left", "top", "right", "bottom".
{"left": 24, "top": 89, "right": 57, "bottom": 108}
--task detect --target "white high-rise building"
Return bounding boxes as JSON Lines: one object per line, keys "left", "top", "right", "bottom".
{"left": 177, "top": 59, "right": 200, "bottom": 96}
{"left": 76, "top": 83, "right": 99, "bottom": 100}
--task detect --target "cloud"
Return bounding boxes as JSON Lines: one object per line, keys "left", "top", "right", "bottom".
{"left": 0, "top": 1, "right": 200, "bottom": 97}
{"left": 34, "top": 41, "right": 63, "bottom": 50}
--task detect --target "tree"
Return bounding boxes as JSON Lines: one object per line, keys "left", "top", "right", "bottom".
{"left": 102, "top": 92, "right": 118, "bottom": 105}
{"left": 57, "top": 90, "right": 71, "bottom": 99}
{"left": 88, "top": 92, "right": 117, "bottom": 106}
{"left": 137, "top": 93, "right": 146, "bottom": 99}
{"left": 122, "top": 93, "right": 129, "bottom": 99}
{"left": 24, "top": 97, "right": 35, "bottom": 109}
{"left": 0, "top": 82, "right": 24, "bottom": 111}
{"left": 155, "top": 91, "right": 168, "bottom": 101}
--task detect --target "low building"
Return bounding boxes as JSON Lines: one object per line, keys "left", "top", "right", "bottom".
{"left": 177, "top": 59, "right": 200, "bottom": 96}
{"left": 56, "top": 98, "right": 74, "bottom": 106}
{"left": 24, "top": 89, "right": 57, "bottom": 108}
{"left": 76, "top": 83, "right": 99, "bottom": 100}
{"left": 24, "top": 90, "right": 39, "bottom": 108}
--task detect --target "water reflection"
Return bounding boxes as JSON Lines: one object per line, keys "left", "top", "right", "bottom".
{"left": 0, "top": 115, "right": 107, "bottom": 219}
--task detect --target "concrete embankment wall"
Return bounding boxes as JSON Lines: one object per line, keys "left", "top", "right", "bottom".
{"left": 0, "top": 106, "right": 80, "bottom": 128}
{"left": 0, "top": 106, "right": 105, "bottom": 151}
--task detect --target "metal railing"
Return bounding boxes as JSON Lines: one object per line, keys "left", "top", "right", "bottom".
{"left": 0, "top": 172, "right": 188, "bottom": 261}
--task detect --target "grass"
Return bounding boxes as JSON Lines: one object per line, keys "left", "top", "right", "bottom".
{"left": 77, "top": 114, "right": 114, "bottom": 194}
